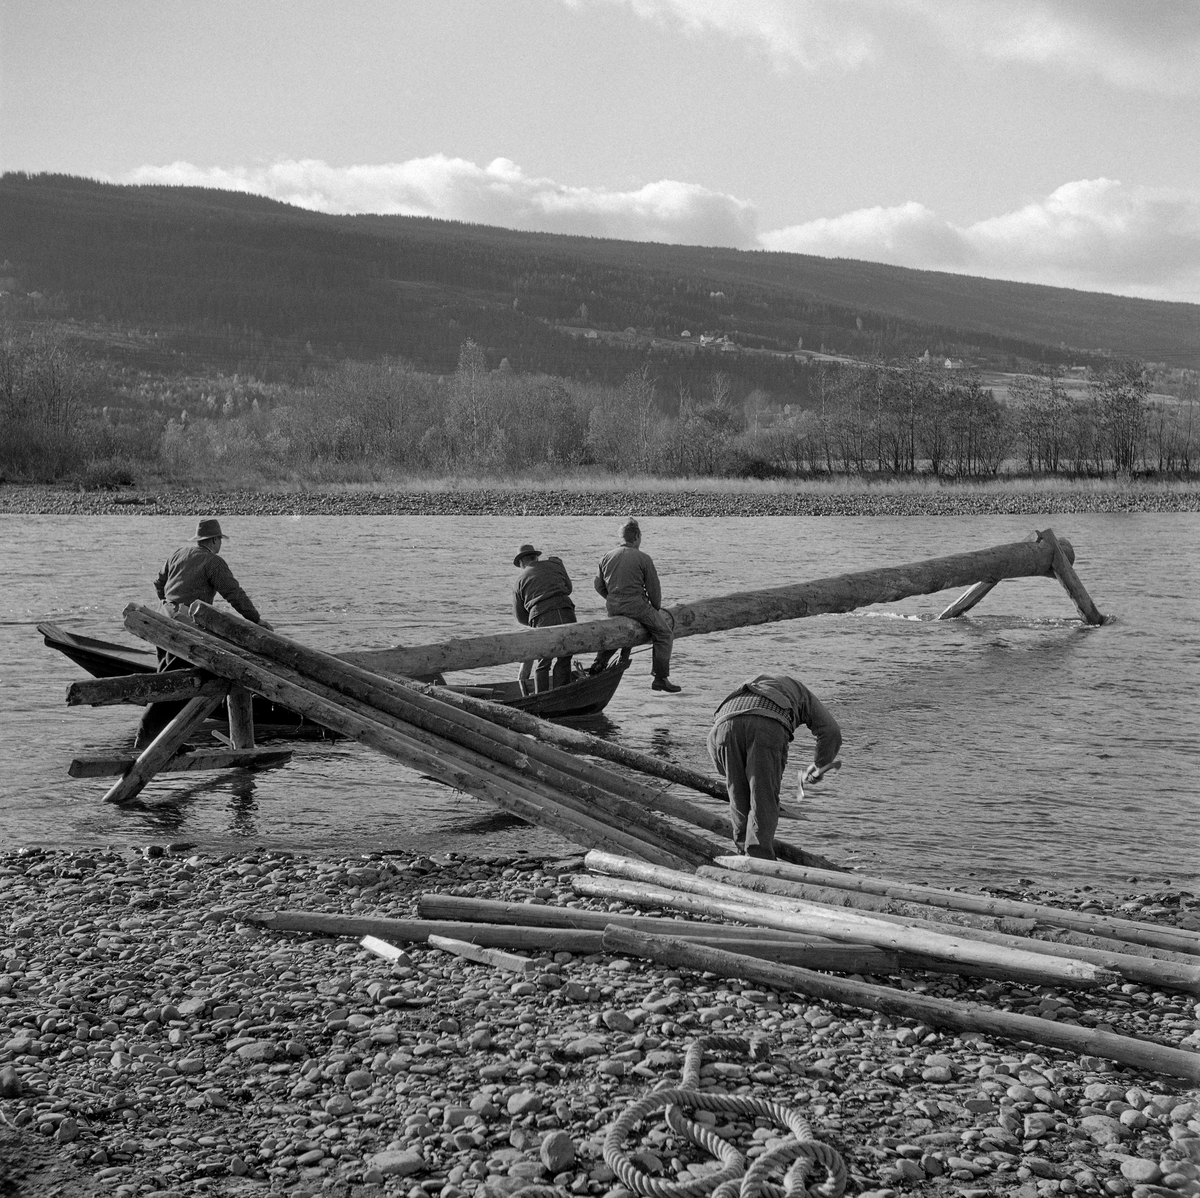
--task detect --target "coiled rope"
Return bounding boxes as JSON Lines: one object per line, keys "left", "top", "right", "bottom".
{"left": 600, "top": 1035, "right": 847, "bottom": 1198}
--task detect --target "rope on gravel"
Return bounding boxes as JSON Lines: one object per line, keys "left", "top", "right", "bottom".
{"left": 601, "top": 1035, "right": 847, "bottom": 1198}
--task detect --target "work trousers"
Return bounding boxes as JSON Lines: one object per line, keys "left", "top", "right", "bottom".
{"left": 529, "top": 606, "right": 576, "bottom": 691}
{"left": 592, "top": 600, "right": 673, "bottom": 679}
{"left": 707, "top": 714, "right": 790, "bottom": 860}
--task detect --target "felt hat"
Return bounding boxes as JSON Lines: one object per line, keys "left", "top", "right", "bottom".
{"left": 513, "top": 543, "right": 542, "bottom": 567}
{"left": 193, "top": 518, "right": 226, "bottom": 541}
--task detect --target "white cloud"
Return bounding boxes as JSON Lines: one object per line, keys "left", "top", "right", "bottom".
{"left": 574, "top": 0, "right": 1200, "bottom": 91}
{"left": 760, "top": 180, "right": 1200, "bottom": 303}
{"left": 124, "top": 157, "right": 760, "bottom": 249}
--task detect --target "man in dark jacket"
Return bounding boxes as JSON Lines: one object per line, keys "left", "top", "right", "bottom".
{"left": 707, "top": 674, "right": 842, "bottom": 859}
{"left": 134, "top": 518, "right": 272, "bottom": 749}
{"left": 590, "top": 518, "right": 679, "bottom": 692}
{"left": 512, "top": 543, "right": 576, "bottom": 692}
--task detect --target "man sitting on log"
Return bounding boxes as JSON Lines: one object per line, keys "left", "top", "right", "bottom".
{"left": 512, "top": 543, "right": 577, "bottom": 692}
{"left": 134, "top": 518, "right": 272, "bottom": 749}
{"left": 708, "top": 674, "right": 842, "bottom": 860}
{"left": 589, "top": 518, "right": 680, "bottom": 693}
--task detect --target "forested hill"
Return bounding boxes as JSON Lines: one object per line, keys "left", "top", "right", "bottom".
{"left": 3, "top": 172, "right": 1198, "bottom": 381}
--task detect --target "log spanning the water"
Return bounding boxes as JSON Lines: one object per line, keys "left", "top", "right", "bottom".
{"left": 342, "top": 531, "right": 1102, "bottom": 677}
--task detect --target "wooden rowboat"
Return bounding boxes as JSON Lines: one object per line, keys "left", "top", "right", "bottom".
{"left": 37, "top": 622, "right": 627, "bottom": 726}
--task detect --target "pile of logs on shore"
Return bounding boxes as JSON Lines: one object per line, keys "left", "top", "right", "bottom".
{"left": 252, "top": 850, "right": 1200, "bottom": 1084}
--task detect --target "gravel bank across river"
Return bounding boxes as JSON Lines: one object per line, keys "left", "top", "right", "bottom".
{"left": 2, "top": 486, "right": 1199, "bottom": 518}
{"left": 2, "top": 847, "right": 1199, "bottom": 1198}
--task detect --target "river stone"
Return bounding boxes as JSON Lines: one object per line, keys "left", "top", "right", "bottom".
{"left": 1120, "top": 1158, "right": 1163, "bottom": 1184}
{"left": 602, "top": 1009, "right": 636, "bottom": 1032}
{"left": 235, "top": 1039, "right": 274, "bottom": 1062}
{"left": 564, "top": 1036, "right": 606, "bottom": 1058}
{"left": 371, "top": 1149, "right": 425, "bottom": 1177}
{"left": 1085, "top": 1083, "right": 1127, "bottom": 1103}
{"left": 507, "top": 1090, "right": 543, "bottom": 1117}
{"left": 1080, "top": 1115, "right": 1130, "bottom": 1145}
{"left": 345, "top": 1068, "right": 375, "bottom": 1090}
{"left": 0, "top": 1065, "right": 23, "bottom": 1097}
{"left": 1024, "top": 1113, "right": 1058, "bottom": 1138}
{"left": 540, "top": 1130, "right": 575, "bottom": 1173}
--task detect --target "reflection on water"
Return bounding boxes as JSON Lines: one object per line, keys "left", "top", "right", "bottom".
{"left": 1, "top": 512, "right": 1197, "bottom": 893}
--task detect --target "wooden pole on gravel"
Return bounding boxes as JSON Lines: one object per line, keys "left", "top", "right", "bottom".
{"left": 714, "top": 856, "right": 1200, "bottom": 957}
{"left": 342, "top": 533, "right": 1089, "bottom": 677}
{"left": 247, "top": 909, "right": 900, "bottom": 972}
{"left": 123, "top": 606, "right": 698, "bottom": 869}
{"left": 579, "top": 853, "right": 1117, "bottom": 989}
{"left": 602, "top": 927, "right": 1200, "bottom": 1085}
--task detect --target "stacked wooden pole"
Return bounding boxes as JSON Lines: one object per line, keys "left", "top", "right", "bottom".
{"left": 121, "top": 603, "right": 724, "bottom": 867}
{"left": 579, "top": 850, "right": 1200, "bottom": 995}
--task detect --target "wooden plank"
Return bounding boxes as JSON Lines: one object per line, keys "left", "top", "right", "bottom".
{"left": 101, "top": 689, "right": 228, "bottom": 805}
{"left": 121, "top": 606, "right": 698, "bottom": 869}
{"left": 226, "top": 682, "right": 255, "bottom": 749}
{"left": 603, "top": 927, "right": 1200, "bottom": 1084}
{"left": 66, "top": 670, "right": 223, "bottom": 707}
{"left": 70, "top": 747, "right": 292, "bottom": 778}
{"left": 341, "top": 535, "right": 1077, "bottom": 676}
{"left": 427, "top": 934, "right": 539, "bottom": 974}
{"left": 1039, "top": 528, "right": 1106, "bottom": 625}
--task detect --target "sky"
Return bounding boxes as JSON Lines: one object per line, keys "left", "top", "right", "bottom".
{"left": 3, "top": 0, "right": 1200, "bottom": 304}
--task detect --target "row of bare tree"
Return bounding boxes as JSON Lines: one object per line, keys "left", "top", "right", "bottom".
{"left": 3, "top": 328, "right": 1197, "bottom": 483}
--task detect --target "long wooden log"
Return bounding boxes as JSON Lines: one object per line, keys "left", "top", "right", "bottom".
{"left": 714, "top": 856, "right": 1200, "bottom": 956}
{"left": 603, "top": 928, "right": 1200, "bottom": 1085}
{"left": 70, "top": 748, "right": 291, "bottom": 777}
{"left": 1040, "top": 527, "right": 1105, "bottom": 625}
{"left": 580, "top": 853, "right": 1115, "bottom": 989}
{"left": 66, "top": 670, "right": 224, "bottom": 707}
{"left": 700, "top": 868, "right": 1200, "bottom": 993}
{"left": 101, "top": 689, "right": 229, "bottom": 805}
{"left": 417, "top": 893, "right": 827, "bottom": 942}
{"left": 247, "top": 909, "right": 899, "bottom": 972}
{"left": 342, "top": 534, "right": 1078, "bottom": 676}
{"left": 697, "top": 865, "right": 1026, "bottom": 933}
{"left": 123, "top": 607, "right": 698, "bottom": 868}
{"left": 187, "top": 604, "right": 719, "bottom": 864}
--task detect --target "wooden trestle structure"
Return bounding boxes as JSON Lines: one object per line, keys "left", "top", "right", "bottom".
{"left": 63, "top": 528, "right": 1105, "bottom": 863}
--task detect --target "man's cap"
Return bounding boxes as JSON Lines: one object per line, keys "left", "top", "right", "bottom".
{"left": 513, "top": 543, "right": 542, "bottom": 567}
{"left": 193, "top": 518, "right": 226, "bottom": 541}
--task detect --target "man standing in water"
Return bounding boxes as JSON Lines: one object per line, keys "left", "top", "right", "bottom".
{"left": 708, "top": 674, "right": 841, "bottom": 859}
{"left": 512, "top": 542, "right": 576, "bottom": 692}
{"left": 134, "top": 518, "right": 272, "bottom": 749}
{"left": 591, "top": 518, "right": 680, "bottom": 692}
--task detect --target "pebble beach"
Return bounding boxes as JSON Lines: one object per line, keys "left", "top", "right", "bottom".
{"left": 1, "top": 485, "right": 1199, "bottom": 519}
{"left": 3, "top": 846, "right": 1199, "bottom": 1198}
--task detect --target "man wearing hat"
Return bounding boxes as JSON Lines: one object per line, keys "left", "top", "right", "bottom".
{"left": 133, "top": 518, "right": 272, "bottom": 749}
{"left": 512, "top": 543, "right": 576, "bottom": 692}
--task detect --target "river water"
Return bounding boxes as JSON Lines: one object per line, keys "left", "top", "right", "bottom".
{"left": 1, "top": 513, "right": 1196, "bottom": 893}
